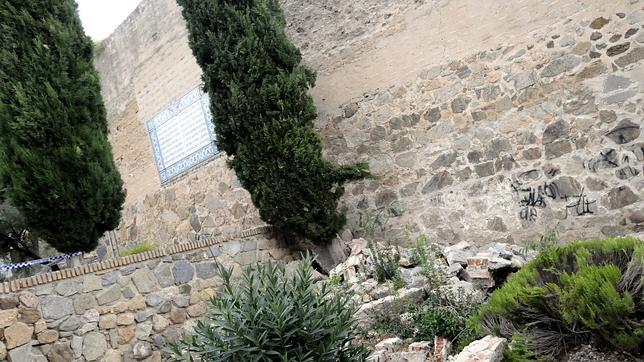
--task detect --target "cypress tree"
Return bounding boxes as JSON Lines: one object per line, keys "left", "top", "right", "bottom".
{"left": 0, "top": 0, "right": 125, "bottom": 253}
{"left": 177, "top": 0, "right": 369, "bottom": 243}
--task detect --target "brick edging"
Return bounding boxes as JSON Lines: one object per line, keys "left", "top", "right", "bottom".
{"left": 0, "top": 225, "right": 273, "bottom": 294}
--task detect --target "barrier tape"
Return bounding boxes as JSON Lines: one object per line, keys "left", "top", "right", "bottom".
{"left": 0, "top": 252, "right": 82, "bottom": 271}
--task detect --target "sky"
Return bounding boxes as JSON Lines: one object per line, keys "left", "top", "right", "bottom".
{"left": 76, "top": 0, "right": 142, "bottom": 40}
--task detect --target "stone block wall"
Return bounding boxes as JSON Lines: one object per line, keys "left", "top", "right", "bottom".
{"left": 0, "top": 227, "right": 295, "bottom": 361}
{"left": 94, "top": 0, "right": 427, "bottom": 247}
{"left": 95, "top": 0, "right": 642, "bottom": 249}
{"left": 113, "top": 156, "right": 264, "bottom": 249}
{"left": 322, "top": 10, "right": 644, "bottom": 245}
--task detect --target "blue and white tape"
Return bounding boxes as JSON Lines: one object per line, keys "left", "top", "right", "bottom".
{"left": 0, "top": 252, "right": 82, "bottom": 271}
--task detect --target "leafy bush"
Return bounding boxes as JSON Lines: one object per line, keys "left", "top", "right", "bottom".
{"left": 367, "top": 240, "right": 402, "bottom": 286}
{"left": 371, "top": 284, "right": 483, "bottom": 352}
{"left": 416, "top": 288, "right": 482, "bottom": 352}
{"left": 358, "top": 202, "right": 405, "bottom": 286}
{"left": 410, "top": 233, "right": 431, "bottom": 266}
{"left": 410, "top": 234, "right": 447, "bottom": 289}
{"left": 368, "top": 230, "right": 480, "bottom": 350}
{"left": 371, "top": 311, "right": 416, "bottom": 340}
{"left": 523, "top": 225, "right": 559, "bottom": 254}
{"left": 169, "top": 256, "right": 369, "bottom": 361}
{"left": 503, "top": 333, "right": 547, "bottom": 362}
{"left": 177, "top": 0, "right": 369, "bottom": 244}
{"left": 120, "top": 242, "right": 155, "bottom": 257}
{"left": 475, "top": 237, "right": 643, "bottom": 359}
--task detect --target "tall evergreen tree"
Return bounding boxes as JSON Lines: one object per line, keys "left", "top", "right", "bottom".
{"left": 0, "top": 0, "right": 125, "bottom": 253}
{"left": 177, "top": 0, "right": 369, "bottom": 243}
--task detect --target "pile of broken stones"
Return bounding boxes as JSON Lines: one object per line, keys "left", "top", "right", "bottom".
{"left": 328, "top": 238, "right": 537, "bottom": 362}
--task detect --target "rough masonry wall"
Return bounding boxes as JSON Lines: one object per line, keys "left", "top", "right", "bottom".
{"left": 324, "top": 10, "right": 644, "bottom": 245}
{"left": 95, "top": 0, "right": 642, "bottom": 248}
{"left": 0, "top": 230, "right": 295, "bottom": 361}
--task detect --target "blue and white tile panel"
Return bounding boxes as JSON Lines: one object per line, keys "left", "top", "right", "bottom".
{"left": 147, "top": 86, "right": 219, "bottom": 184}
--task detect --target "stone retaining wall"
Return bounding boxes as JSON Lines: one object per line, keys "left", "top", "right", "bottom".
{"left": 322, "top": 9, "right": 644, "bottom": 245}
{"left": 0, "top": 226, "right": 294, "bottom": 361}
{"left": 96, "top": 0, "right": 642, "bottom": 250}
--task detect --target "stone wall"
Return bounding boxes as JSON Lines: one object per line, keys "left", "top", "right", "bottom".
{"left": 95, "top": 0, "right": 643, "bottom": 248}
{"left": 326, "top": 10, "right": 644, "bottom": 245}
{"left": 113, "top": 156, "right": 264, "bottom": 249}
{"left": 0, "top": 227, "right": 296, "bottom": 361}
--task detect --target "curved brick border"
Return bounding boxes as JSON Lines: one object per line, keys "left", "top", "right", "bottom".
{"left": 0, "top": 225, "right": 272, "bottom": 294}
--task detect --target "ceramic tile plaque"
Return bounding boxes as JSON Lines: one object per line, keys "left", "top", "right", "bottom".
{"left": 147, "top": 87, "right": 218, "bottom": 184}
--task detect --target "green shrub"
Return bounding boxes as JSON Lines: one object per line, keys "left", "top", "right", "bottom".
{"left": 371, "top": 284, "right": 483, "bottom": 352}
{"left": 120, "top": 242, "right": 155, "bottom": 257}
{"left": 410, "top": 234, "right": 447, "bottom": 289}
{"left": 558, "top": 264, "right": 635, "bottom": 329}
{"left": 370, "top": 309, "right": 416, "bottom": 340}
{"left": 417, "top": 288, "right": 482, "bottom": 352}
{"left": 475, "top": 236, "right": 643, "bottom": 359}
{"left": 410, "top": 233, "right": 431, "bottom": 266}
{"left": 503, "top": 333, "right": 548, "bottom": 362}
{"left": 169, "top": 255, "right": 369, "bottom": 361}
{"left": 523, "top": 225, "right": 559, "bottom": 254}
{"left": 177, "top": 0, "right": 369, "bottom": 244}
{"left": 416, "top": 308, "right": 461, "bottom": 340}
{"left": 359, "top": 202, "right": 405, "bottom": 286}
{"left": 368, "top": 240, "right": 403, "bottom": 286}
{"left": 369, "top": 231, "right": 481, "bottom": 351}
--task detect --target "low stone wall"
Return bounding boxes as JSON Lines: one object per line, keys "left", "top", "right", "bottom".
{"left": 0, "top": 226, "right": 294, "bottom": 361}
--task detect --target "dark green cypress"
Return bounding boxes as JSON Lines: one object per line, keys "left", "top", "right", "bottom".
{"left": 0, "top": 0, "right": 125, "bottom": 253}
{"left": 177, "top": 0, "right": 369, "bottom": 243}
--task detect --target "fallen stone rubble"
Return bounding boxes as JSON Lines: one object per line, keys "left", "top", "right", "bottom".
{"left": 369, "top": 337, "right": 440, "bottom": 362}
{"left": 368, "top": 334, "right": 508, "bottom": 362}
{"left": 328, "top": 237, "right": 535, "bottom": 362}
{"left": 329, "top": 237, "right": 536, "bottom": 327}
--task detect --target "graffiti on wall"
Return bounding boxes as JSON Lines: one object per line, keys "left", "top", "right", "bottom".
{"left": 584, "top": 148, "right": 642, "bottom": 180}
{"left": 564, "top": 188, "right": 595, "bottom": 218}
{"left": 512, "top": 181, "right": 558, "bottom": 222}
{"left": 513, "top": 143, "right": 643, "bottom": 223}
{"left": 511, "top": 179, "right": 596, "bottom": 222}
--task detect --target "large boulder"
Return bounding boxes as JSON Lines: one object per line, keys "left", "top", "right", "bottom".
{"left": 451, "top": 335, "right": 506, "bottom": 362}
{"left": 354, "top": 287, "right": 426, "bottom": 328}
